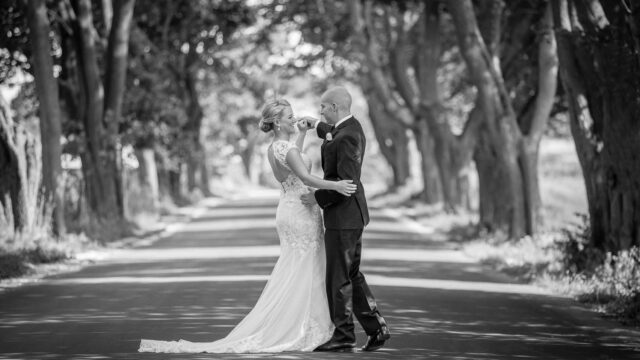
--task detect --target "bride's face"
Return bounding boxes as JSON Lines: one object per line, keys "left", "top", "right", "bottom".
{"left": 278, "top": 107, "right": 297, "bottom": 135}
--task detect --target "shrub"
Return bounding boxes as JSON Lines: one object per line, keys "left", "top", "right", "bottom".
{"left": 0, "top": 195, "right": 93, "bottom": 279}
{"left": 555, "top": 213, "right": 605, "bottom": 275}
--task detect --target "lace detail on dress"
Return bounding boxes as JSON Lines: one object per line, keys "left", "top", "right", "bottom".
{"left": 272, "top": 140, "right": 297, "bottom": 170}
{"left": 293, "top": 315, "right": 336, "bottom": 351}
{"left": 271, "top": 140, "right": 310, "bottom": 199}
{"left": 277, "top": 201, "right": 323, "bottom": 255}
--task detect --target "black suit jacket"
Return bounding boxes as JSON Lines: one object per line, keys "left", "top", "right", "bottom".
{"left": 314, "top": 117, "right": 370, "bottom": 230}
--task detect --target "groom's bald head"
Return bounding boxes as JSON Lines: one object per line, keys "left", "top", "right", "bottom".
{"left": 320, "top": 86, "right": 352, "bottom": 124}
{"left": 321, "top": 86, "right": 352, "bottom": 112}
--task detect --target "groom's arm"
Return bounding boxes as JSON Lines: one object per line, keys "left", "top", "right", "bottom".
{"left": 299, "top": 117, "right": 331, "bottom": 139}
{"left": 314, "top": 179, "right": 342, "bottom": 209}
{"left": 316, "top": 121, "right": 332, "bottom": 139}
{"left": 314, "top": 134, "right": 361, "bottom": 209}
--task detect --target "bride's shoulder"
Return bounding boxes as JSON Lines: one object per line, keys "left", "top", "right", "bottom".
{"left": 271, "top": 140, "right": 298, "bottom": 162}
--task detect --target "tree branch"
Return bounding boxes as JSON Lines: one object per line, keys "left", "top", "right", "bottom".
{"left": 525, "top": 4, "right": 557, "bottom": 144}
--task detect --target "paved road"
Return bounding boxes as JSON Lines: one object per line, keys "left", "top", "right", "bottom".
{"left": 1, "top": 194, "right": 639, "bottom": 360}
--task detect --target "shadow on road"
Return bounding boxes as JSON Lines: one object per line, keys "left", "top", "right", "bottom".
{"left": 1, "top": 196, "right": 638, "bottom": 359}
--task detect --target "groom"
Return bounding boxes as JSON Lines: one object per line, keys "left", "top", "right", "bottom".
{"left": 301, "top": 87, "right": 390, "bottom": 352}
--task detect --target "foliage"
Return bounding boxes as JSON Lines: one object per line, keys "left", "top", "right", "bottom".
{"left": 556, "top": 214, "right": 605, "bottom": 275}
{"left": 464, "top": 214, "right": 640, "bottom": 325}
{"left": 0, "top": 194, "right": 96, "bottom": 280}
{"left": 0, "top": 0, "right": 31, "bottom": 83}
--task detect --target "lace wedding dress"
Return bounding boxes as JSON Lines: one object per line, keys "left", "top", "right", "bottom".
{"left": 139, "top": 140, "right": 334, "bottom": 353}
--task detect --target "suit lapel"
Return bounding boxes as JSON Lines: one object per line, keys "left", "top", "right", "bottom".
{"left": 321, "top": 117, "right": 356, "bottom": 173}
{"left": 332, "top": 116, "right": 354, "bottom": 137}
{"left": 320, "top": 141, "right": 326, "bottom": 171}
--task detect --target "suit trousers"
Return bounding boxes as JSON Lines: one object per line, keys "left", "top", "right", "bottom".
{"left": 324, "top": 228, "right": 382, "bottom": 343}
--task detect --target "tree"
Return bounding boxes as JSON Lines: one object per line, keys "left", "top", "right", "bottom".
{"left": 51, "top": 0, "right": 136, "bottom": 224}
{"left": 349, "top": 0, "right": 443, "bottom": 203}
{"left": 552, "top": 0, "right": 640, "bottom": 252}
{"left": 262, "top": 0, "right": 414, "bottom": 190}
{"left": 25, "top": 0, "right": 65, "bottom": 235}
{"left": 446, "top": 0, "right": 558, "bottom": 238}
{"left": 0, "top": 93, "right": 40, "bottom": 231}
{"left": 366, "top": 93, "right": 411, "bottom": 188}
{"left": 133, "top": 0, "right": 254, "bottom": 198}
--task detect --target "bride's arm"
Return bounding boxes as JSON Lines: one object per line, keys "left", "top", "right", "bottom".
{"left": 285, "top": 147, "right": 356, "bottom": 196}
{"left": 295, "top": 128, "right": 306, "bottom": 150}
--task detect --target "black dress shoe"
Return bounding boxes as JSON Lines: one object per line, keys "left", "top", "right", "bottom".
{"left": 362, "top": 325, "right": 391, "bottom": 352}
{"left": 314, "top": 339, "right": 357, "bottom": 352}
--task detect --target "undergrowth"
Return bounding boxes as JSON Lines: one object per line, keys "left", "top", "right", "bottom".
{"left": 0, "top": 195, "right": 97, "bottom": 280}
{"left": 463, "top": 214, "right": 640, "bottom": 326}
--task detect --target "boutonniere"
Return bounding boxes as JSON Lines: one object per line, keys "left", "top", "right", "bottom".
{"left": 325, "top": 133, "right": 333, "bottom": 142}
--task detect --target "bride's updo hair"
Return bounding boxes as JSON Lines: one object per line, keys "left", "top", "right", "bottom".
{"left": 260, "top": 99, "right": 291, "bottom": 133}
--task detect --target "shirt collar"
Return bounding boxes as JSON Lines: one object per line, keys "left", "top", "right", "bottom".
{"left": 334, "top": 114, "right": 352, "bottom": 128}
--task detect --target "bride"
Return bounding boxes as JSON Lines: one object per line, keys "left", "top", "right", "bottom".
{"left": 138, "top": 99, "right": 356, "bottom": 353}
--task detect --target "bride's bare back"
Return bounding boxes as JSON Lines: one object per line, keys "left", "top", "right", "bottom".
{"left": 267, "top": 143, "right": 293, "bottom": 183}
{"left": 267, "top": 140, "right": 312, "bottom": 183}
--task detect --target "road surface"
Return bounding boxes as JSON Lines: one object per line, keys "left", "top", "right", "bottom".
{"left": 1, "top": 194, "right": 639, "bottom": 359}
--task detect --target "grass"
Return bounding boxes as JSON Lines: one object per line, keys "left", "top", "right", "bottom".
{"left": 0, "top": 232, "right": 97, "bottom": 280}
{"left": 457, "top": 138, "right": 640, "bottom": 325}
{"left": 538, "top": 137, "right": 588, "bottom": 230}
{"left": 382, "top": 136, "right": 640, "bottom": 326}
{"left": 464, "top": 139, "right": 640, "bottom": 326}
{"left": 0, "top": 173, "right": 172, "bottom": 281}
{"left": 461, "top": 227, "right": 640, "bottom": 326}
{"left": 0, "top": 198, "right": 99, "bottom": 280}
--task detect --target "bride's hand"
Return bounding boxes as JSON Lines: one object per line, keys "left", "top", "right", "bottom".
{"left": 296, "top": 119, "right": 309, "bottom": 131}
{"left": 335, "top": 179, "right": 357, "bottom": 196}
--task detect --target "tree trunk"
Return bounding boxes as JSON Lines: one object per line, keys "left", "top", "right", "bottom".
{"left": 72, "top": 0, "right": 135, "bottom": 223}
{"left": 447, "top": 0, "right": 527, "bottom": 239}
{"left": 104, "top": 0, "right": 135, "bottom": 216}
{"left": 552, "top": 0, "right": 640, "bottom": 252}
{"left": 187, "top": 155, "right": 198, "bottom": 192}
{"left": 423, "top": 105, "right": 480, "bottom": 213}
{"left": 414, "top": 120, "right": 442, "bottom": 204}
{"left": 0, "top": 95, "right": 28, "bottom": 231}
{"left": 183, "top": 47, "right": 208, "bottom": 196}
{"left": 73, "top": 0, "right": 116, "bottom": 220}
{"left": 168, "top": 166, "right": 184, "bottom": 204}
{"left": 135, "top": 147, "right": 159, "bottom": 209}
{"left": 26, "top": 0, "right": 66, "bottom": 236}
{"left": 350, "top": 0, "right": 441, "bottom": 199}
{"left": 155, "top": 151, "right": 174, "bottom": 205}
{"left": 366, "top": 95, "right": 411, "bottom": 188}
{"left": 199, "top": 156, "right": 211, "bottom": 196}
{"left": 473, "top": 127, "right": 511, "bottom": 233}
{"left": 516, "top": 4, "right": 558, "bottom": 234}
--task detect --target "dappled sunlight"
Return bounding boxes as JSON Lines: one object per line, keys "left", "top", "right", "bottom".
{"left": 41, "top": 272, "right": 552, "bottom": 297}
{"left": 368, "top": 275, "right": 551, "bottom": 296}
{"left": 46, "top": 275, "right": 269, "bottom": 285}
{"left": 173, "top": 218, "right": 276, "bottom": 233}
{"left": 103, "top": 246, "right": 280, "bottom": 262}
{"left": 366, "top": 219, "right": 435, "bottom": 236}
{"left": 176, "top": 216, "right": 431, "bottom": 235}
{"left": 97, "top": 246, "right": 474, "bottom": 265}
{"left": 366, "top": 248, "right": 473, "bottom": 263}
{"left": 2, "top": 189, "right": 638, "bottom": 359}
{"left": 192, "top": 207, "right": 276, "bottom": 221}
{"left": 104, "top": 268, "right": 221, "bottom": 276}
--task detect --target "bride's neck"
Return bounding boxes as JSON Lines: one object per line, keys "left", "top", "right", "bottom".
{"left": 273, "top": 132, "right": 290, "bottom": 142}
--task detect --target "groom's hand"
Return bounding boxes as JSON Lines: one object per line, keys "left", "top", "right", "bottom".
{"left": 300, "top": 190, "right": 317, "bottom": 207}
{"left": 299, "top": 116, "right": 319, "bottom": 129}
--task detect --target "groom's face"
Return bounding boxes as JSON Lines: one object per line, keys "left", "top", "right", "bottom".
{"left": 320, "top": 98, "right": 337, "bottom": 124}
